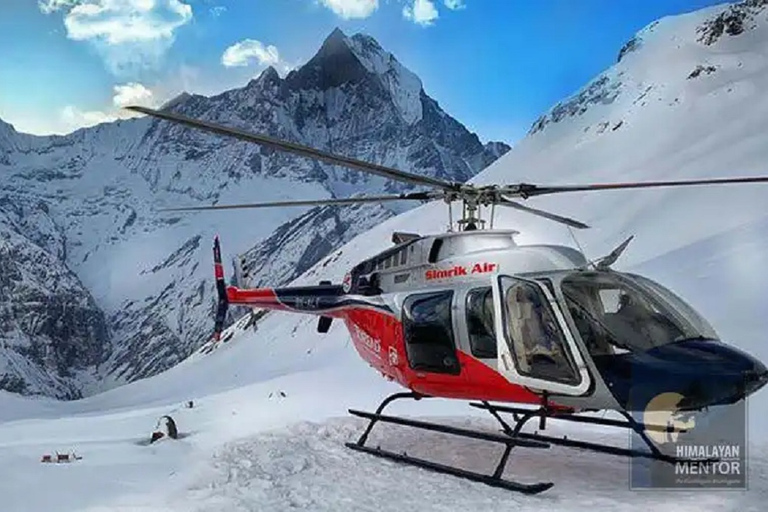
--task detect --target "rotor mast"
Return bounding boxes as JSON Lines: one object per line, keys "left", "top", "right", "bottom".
{"left": 454, "top": 192, "right": 485, "bottom": 231}
{"left": 446, "top": 187, "right": 496, "bottom": 231}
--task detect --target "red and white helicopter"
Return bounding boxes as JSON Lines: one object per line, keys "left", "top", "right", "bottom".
{"left": 129, "top": 105, "right": 768, "bottom": 494}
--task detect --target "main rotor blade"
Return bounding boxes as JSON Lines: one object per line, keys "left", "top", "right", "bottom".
{"left": 499, "top": 198, "right": 590, "bottom": 229}
{"left": 158, "top": 192, "right": 432, "bottom": 212}
{"left": 126, "top": 106, "right": 456, "bottom": 191}
{"left": 503, "top": 175, "right": 768, "bottom": 198}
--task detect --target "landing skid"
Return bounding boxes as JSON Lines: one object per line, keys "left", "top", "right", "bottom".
{"left": 344, "top": 393, "right": 717, "bottom": 495}
{"left": 345, "top": 392, "right": 553, "bottom": 495}
{"left": 468, "top": 401, "right": 717, "bottom": 466}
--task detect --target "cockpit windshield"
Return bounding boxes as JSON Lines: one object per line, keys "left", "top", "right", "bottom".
{"left": 560, "top": 271, "right": 718, "bottom": 355}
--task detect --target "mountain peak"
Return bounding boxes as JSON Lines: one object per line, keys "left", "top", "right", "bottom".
{"left": 258, "top": 65, "right": 280, "bottom": 83}
{"left": 159, "top": 92, "right": 193, "bottom": 111}
{"left": 316, "top": 27, "right": 352, "bottom": 61}
{"left": 292, "top": 29, "right": 424, "bottom": 124}
{"left": 326, "top": 27, "right": 347, "bottom": 44}
{"left": 0, "top": 116, "right": 16, "bottom": 132}
{"left": 0, "top": 116, "right": 19, "bottom": 149}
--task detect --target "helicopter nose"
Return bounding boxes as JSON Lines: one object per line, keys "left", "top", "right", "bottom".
{"left": 655, "top": 339, "right": 768, "bottom": 410}
{"left": 597, "top": 339, "right": 768, "bottom": 412}
{"left": 739, "top": 358, "right": 768, "bottom": 396}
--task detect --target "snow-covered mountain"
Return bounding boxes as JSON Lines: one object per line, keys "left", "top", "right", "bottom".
{"left": 2, "top": 2, "right": 768, "bottom": 511}
{"left": 0, "top": 198, "right": 108, "bottom": 398}
{"left": 0, "top": 29, "right": 509, "bottom": 398}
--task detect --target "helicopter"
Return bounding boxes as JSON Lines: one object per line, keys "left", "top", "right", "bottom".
{"left": 127, "top": 105, "right": 768, "bottom": 495}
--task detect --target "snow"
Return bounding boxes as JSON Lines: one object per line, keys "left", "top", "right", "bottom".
{"left": 346, "top": 33, "right": 424, "bottom": 125}
{"left": 1, "top": 323, "right": 765, "bottom": 511}
{"left": 3, "top": 2, "right": 768, "bottom": 510}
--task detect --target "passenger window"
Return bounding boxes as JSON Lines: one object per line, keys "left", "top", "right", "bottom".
{"left": 402, "top": 291, "right": 460, "bottom": 375}
{"left": 503, "top": 282, "right": 578, "bottom": 384}
{"left": 465, "top": 287, "right": 497, "bottom": 358}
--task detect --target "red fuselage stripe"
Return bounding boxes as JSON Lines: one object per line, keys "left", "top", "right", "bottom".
{"left": 224, "top": 285, "right": 567, "bottom": 410}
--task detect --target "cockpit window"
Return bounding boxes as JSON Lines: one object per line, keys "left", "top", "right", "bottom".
{"left": 561, "top": 272, "right": 715, "bottom": 354}
{"left": 625, "top": 273, "right": 718, "bottom": 340}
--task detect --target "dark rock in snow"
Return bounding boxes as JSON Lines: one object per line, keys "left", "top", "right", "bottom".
{"left": 0, "top": 198, "right": 110, "bottom": 398}
{"left": 697, "top": 0, "right": 768, "bottom": 46}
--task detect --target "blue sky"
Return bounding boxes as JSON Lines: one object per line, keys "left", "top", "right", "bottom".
{"left": 0, "top": 0, "right": 729, "bottom": 143}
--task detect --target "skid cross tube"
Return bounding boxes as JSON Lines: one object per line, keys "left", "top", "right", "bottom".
{"left": 345, "top": 392, "right": 554, "bottom": 495}
{"left": 353, "top": 391, "right": 424, "bottom": 446}
{"left": 470, "top": 402, "right": 718, "bottom": 465}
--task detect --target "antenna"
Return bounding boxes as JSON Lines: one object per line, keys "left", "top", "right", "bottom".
{"left": 595, "top": 235, "right": 635, "bottom": 270}
{"left": 567, "top": 226, "right": 594, "bottom": 270}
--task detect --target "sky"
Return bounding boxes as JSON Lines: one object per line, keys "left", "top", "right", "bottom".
{"left": 0, "top": 0, "right": 731, "bottom": 144}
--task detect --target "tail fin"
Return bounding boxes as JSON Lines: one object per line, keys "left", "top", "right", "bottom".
{"left": 213, "top": 236, "right": 229, "bottom": 341}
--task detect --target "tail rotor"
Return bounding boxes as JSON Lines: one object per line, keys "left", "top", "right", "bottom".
{"left": 213, "top": 236, "right": 229, "bottom": 341}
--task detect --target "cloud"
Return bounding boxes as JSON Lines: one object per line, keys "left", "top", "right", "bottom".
{"left": 403, "top": 0, "right": 438, "bottom": 26}
{"left": 319, "top": 0, "right": 378, "bottom": 19}
{"left": 39, "top": 0, "right": 193, "bottom": 75}
{"left": 38, "top": 0, "right": 80, "bottom": 13}
{"left": 443, "top": 0, "right": 465, "bottom": 9}
{"left": 60, "top": 81, "right": 158, "bottom": 133}
{"left": 221, "top": 39, "right": 281, "bottom": 68}
{"left": 54, "top": 0, "right": 192, "bottom": 45}
{"left": 112, "top": 82, "right": 154, "bottom": 107}
{"left": 60, "top": 105, "right": 117, "bottom": 130}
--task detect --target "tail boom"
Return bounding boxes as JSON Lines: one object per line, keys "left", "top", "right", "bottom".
{"left": 226, "top": 284, "right": 352, "bottom": 318}
{"left": 226, "top": 286, "right": 290, "bottom": 312}
{"left": 210, "top": 236, "right": 393, "bottom": 342}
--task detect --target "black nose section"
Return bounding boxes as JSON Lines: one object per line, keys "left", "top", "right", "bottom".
{"left": 594, "top": 339, "right": 768, "bottom": 412}
{"left": 661, "top": 339, "right": 768, "bottom": 410}
{"left": 740, "top": 358, "right": 768, "bottom": 396}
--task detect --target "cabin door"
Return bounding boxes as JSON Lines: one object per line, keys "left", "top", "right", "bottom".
{"left": 491, "top": 275, "right": 591, "bottom": 395}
